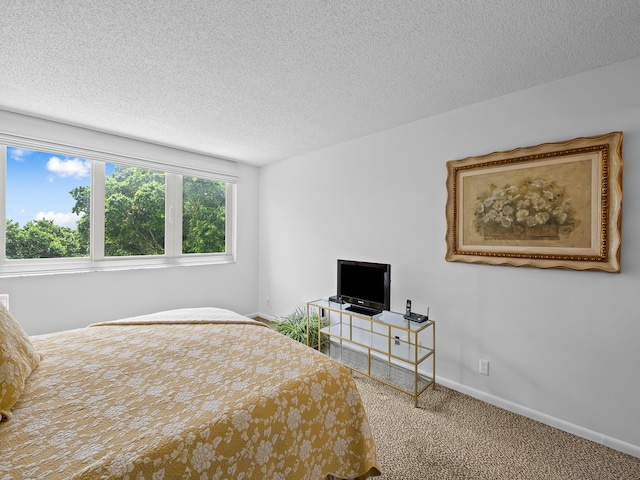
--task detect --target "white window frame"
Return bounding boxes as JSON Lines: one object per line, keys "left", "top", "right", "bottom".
{"left": 0, "top": 135, "right": 237, "bottom": 277}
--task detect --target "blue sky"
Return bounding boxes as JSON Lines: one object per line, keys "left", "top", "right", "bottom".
{"left": 6, "top": 146, "right": 91, "bottom": 228}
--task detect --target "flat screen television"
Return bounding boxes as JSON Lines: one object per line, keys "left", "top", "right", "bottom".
{"left": 337, "top": 259, "right": 391, "bottom": 315}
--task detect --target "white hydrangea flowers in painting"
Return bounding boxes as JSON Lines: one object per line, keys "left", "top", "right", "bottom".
{"left": 475, "top": 178, "right": 577, "bottom": 240}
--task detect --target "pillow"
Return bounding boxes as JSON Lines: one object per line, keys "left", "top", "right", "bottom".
{"left": 0, "top": 304, "right": 40, "bottom": 421}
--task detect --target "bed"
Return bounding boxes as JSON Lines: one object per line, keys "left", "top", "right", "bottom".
{"left": 0, "top": 306, "right": 380, "bottom": 480}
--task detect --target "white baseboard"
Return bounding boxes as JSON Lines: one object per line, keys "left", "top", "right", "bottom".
{"left": 436, "top": 376, "right": 640, "bottom": 459}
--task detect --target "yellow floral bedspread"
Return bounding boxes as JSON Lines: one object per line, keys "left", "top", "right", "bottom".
{"left": 0, "top": 308, "right": 380, "bottom": 480}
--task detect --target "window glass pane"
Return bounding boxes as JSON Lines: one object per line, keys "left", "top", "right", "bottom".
{"left": 182, "top": 177, "right": 226, "bottom": 254}
{"left": 104, "top": 164, "right": 165, "bottom": 256}
{"left": 5, "top": 146, "right": 90, "bottom": 259}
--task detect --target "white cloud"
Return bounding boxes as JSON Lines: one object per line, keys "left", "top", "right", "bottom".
{"left": 9, "top": 148, "right": 27, "bottom": 162}
{"left": 46, "top": 156, "right": 91, "bottom": 179}
{"left": 35, "top": 211, "right": 83, "bottom": 229}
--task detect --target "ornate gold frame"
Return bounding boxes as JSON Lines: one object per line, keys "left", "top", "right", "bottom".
{"left": 445, "top": 132, "right": 623, "bottom": 272}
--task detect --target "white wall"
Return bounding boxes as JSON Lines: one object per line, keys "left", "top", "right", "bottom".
{"left": 0, "top": 114, "right": 260, "bottom": 334}
{"left": 258, "top": 56, "right": 640, "bottom": 456}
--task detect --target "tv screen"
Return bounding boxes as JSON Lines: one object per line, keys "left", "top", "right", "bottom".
{"left": 337, "top": 259, "right": 391, "bottom": 315}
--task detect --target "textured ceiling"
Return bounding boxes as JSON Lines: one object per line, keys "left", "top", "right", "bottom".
{"left": 1, "top": 1, "right": 640, "bottom": 166}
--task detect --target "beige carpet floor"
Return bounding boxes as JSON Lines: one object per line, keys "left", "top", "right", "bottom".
{"left": 352, "top": 374, "right": 640, "bottom": 480}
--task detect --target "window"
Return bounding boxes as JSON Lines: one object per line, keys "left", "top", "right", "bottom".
{"left": 1, "top": 141, "right": 235, "bottom": 276}
{"left": 182, "top": 176, "right": 227, "bottom": 254}
{"left": 105, "top": 164, "right": 166, "bottom": 257}
{"left": 5, "top": 147, "right": 91, "bottom": 259}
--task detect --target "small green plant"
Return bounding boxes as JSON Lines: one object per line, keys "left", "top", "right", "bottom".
{"left": 275, "top": 306, "right": 327, "bottom": 350}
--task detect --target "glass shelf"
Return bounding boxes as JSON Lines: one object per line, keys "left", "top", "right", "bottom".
{"left": 310, "top": 298, "right": 430, "bottom": 332}
{"left": 320, "top": 322, "right": 434, "bottom": 364}
{"left": 324, "top": 342, "right": 433, "bottom": 396}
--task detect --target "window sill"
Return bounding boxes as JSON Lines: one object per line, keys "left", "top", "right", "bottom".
{"left": 0, "top": 254, "right": 235, "bottom": 278}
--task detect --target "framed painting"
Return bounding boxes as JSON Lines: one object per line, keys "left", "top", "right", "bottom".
{"left": 445, "top": 132, "right": 623, "bottom": 272}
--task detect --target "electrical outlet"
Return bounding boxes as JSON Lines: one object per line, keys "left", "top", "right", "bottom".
{"left": 479, "top": 359, "right": 490, "bottom": 376}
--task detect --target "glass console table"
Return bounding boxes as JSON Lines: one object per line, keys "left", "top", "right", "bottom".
{"left": 306, "top": 298, "right": 435, "bottom": 407}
